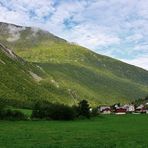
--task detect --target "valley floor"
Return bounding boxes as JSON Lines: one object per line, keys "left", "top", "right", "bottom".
{"left": 0, "top": 115, "right": 148, "bottom": 148}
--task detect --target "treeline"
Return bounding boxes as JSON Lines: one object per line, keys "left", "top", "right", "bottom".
{"left": 32, "top": 100, "right": 94, "bottom": 120}
{"left": 0, "top": 109, "right": 27, "bottom": 120}
{"left": 1, "top": 95, "right": 147, "bottom": 121}
{"left": 132, "top": 95, "right": 148, "bottom": 106}
{"left": 0, "top": 99, "right": 97, "bottom": 121}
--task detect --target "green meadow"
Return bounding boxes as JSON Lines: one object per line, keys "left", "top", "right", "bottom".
{"left": 0, "top": 115, "right": 148, "bottom": 148}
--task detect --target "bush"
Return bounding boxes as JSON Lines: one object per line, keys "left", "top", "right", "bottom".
{"left": 32, "top": 101, "right": 76, "bottom": 120}
{"left": 0, "top": 109, "right": 27, "bottom": 120}
{"left": 91, "top": 107, "right": 98, "bottom": 117}
{"left": 145, "top": 96, "right": 148, "bottom": 100}
{"left": 32, "top": 100, "right": 93, "bottom": 120}
{"left": 49, "top": 104, "right": 76, "bottom": 120}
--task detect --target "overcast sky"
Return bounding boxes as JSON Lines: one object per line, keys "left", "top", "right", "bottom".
{"left": 0, "top": 0, "right": 148, "bottom": 70}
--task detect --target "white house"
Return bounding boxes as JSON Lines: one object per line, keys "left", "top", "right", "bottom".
{"left": 99, "top": 106, "right": 111, "bottom": 114}
{"left": 136, "top": 104, "right": 146, "bottom": 113}
{"left": 123, "top": 104, "right": 135, "bottom": 112}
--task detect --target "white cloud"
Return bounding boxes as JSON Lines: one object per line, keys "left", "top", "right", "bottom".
{"left": 126, "top": 34, "right": 143, "bottom": 43}
{"left": 0, "top": 0, "right": 148, "bottom": 70}
{"left": 7, "top": 25, "right": 26, "bottom": 42}
{"left": 0, "top": 0, "right": 55, "bottom": 25}
{"left": 133, "top": 44, "right": 148, "bottom": 52}
{"left": 64, "top": 24, "right": 120, "bottom": 49}
{"left": 122, "top": 56, "right": 148, "bottom": 70}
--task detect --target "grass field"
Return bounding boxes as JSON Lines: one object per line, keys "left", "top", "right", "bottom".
{"left": 0, "top": 115, "right": 148, "bottom": 148}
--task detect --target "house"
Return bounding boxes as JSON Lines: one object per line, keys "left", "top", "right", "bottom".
{"left": 123, "top": 104, "right": 135, "bottom": 113}
{"left": 129, "top": 105, "right": 135, "bottom": 112}
{"left": 136, "top": 104, "right": 146, "bottom": 114}
{"left": 99, "top": 106, "right": 111, "bottom": 114}
{"left": 115, "top": 107, "right": 126, "bottom": 114}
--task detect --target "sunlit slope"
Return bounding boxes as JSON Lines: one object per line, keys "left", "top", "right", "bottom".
{"left": 0, "top": 43, "right": 65, "bottom": 107}
{"left": 0, "top": 22, "right": 148, "bottom": 105}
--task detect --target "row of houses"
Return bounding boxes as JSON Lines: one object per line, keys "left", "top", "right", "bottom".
{"left": 98, "top": 103, "right": 148, "bottom": 115}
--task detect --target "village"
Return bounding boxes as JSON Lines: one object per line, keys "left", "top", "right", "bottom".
{"left": 93, "top": 102, "right": 148, "bottom": 115}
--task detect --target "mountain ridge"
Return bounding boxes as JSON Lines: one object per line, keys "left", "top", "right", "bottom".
{"left": 0, "top": 22, "right": 148, "bottom": 107}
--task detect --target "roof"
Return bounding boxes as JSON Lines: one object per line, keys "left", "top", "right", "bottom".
{"left": 102, "top": 108, "right": 111, "bottom": 112}
{"left": 115, "top": 108, "right": 126, "bottom": 112}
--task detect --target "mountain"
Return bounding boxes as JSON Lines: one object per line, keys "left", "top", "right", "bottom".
{"left": 0, "top": 43, "right": 54, "bottom": 108}
{"left": 0, "top": 22, "right": 148, "bottom": 107}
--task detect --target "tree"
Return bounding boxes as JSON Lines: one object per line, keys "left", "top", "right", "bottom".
{"left": 145, "top": 96, "right": 148, "bottom": 100}
{"left": 49, "top": 104, "right": 76, "bottom": 120}
{"left": 32, "top": 101, "right": 76, "bottom": 120}
{"left": 91, "top": 107, "right": 98, "bottom": 117}
{"left": 32, "top": 101, "right": 52, "bottom": 119}
{"left": 78, "top": 100, "right": 90, "bottom": 118}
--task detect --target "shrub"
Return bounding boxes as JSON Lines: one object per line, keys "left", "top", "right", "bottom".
{"left": 49, "top": 104, "right": 76, "bottom": 120}
{"left": 32, "top": 101, "right": 76, "bottom": 120}
{"left": 91, "top": 107, "right": 98, "bottom": 117}
{"left": 0, "top": 109, "right": 27, "bottom": 120}
{"left": 32, "top": 100, "right": 92, "bottom": 120}
{"left": 145, "top": 96, "right": 148, "bottom": 100}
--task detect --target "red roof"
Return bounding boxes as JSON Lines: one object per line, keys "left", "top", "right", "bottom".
{"left": 102, "top": 108, "right": 111, "bottom": 112}
{"left": 115, "top": 108, "right": 126, "bottom": 113}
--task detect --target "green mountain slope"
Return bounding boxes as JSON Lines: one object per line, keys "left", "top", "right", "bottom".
{"left": 0, "top": 22, "right": 148, "bottom": 106}
{"left": 0, "top": 43, "right": 73, "bottom": 107}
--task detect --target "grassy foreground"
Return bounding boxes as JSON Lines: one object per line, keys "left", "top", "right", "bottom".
{"left": 0, "top": 115, "right": 148, "bottom": 148}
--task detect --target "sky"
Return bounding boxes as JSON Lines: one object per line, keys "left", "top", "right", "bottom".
{"left": 0, "top": 0, "right": 148, "bottom": 70}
